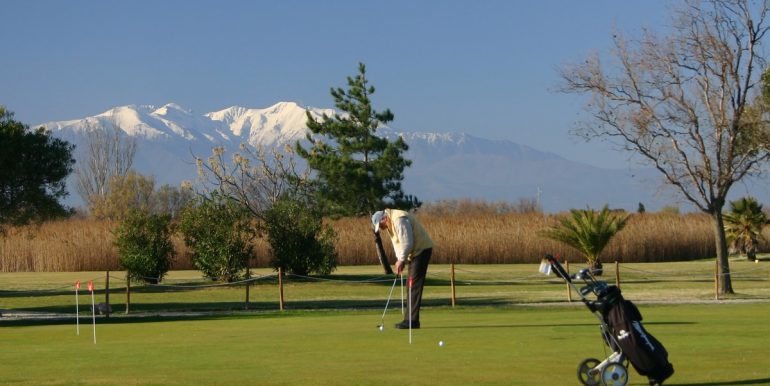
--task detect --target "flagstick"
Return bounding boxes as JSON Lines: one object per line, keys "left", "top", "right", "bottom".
{"left": 400, "top": 274, "right": 404, "bottom": 316}
{"left": 408, "top": 277, "right": 412, "bottom": 345}
{"left": 75, "top": 283, "right": 80, "bottom": 336}
{"left": 90, "top": 283, "right": 96, "bottom": 344}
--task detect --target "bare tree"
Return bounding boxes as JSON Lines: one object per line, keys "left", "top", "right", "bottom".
{"left": 75, "top": 124, "right": 137, "bottom": 211}
{"left": 191, "top": 143, "right": 310, "bottom": 219}
{"left": 559, "top": 0, "right": 770, "bottom": 294}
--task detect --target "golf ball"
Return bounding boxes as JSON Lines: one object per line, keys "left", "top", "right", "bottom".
{"left": 438, "top": 341, "right": 444, "bottom": 347}
{"left": 378, "top": 325, "right": 384, "bottom": 331}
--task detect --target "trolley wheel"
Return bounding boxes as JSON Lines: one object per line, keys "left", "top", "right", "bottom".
{"left": 601, "top": 362, "right": 629, "bottom": 386}
{"left": 577, "top": 358, "right": 601, "bottom": 386}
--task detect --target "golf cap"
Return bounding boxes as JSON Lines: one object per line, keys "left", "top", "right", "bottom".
{"left": 371, "top": 211, "right": 385, "bottom": 233}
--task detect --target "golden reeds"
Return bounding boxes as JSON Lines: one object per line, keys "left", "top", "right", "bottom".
{"left": 0, "top": 211, "right": 737, "bottom": 272}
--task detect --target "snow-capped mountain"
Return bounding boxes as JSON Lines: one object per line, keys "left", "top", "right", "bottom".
{"left": 38, "top": 101, "right": 683, "bottom": 212}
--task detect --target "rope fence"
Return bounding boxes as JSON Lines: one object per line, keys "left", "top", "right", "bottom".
{"left": 2, "top": 260, "right": 769, "bottom": 319}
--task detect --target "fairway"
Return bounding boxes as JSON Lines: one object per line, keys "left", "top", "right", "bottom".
{"left": 2, "top": 304, "right": 770, "bottom": 385}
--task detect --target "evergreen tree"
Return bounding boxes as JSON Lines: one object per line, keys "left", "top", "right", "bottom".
{"left": 0, "top": 106, "right": 74, "bottom": 233}
{"left": 296, "top": 63, "right": 419, "bottom": 217}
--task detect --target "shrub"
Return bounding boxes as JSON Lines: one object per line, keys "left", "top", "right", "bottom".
{"left": 178, "top": 195, "right": 254, "bottom": 282}
{"left": 113, "top": 210, "right": 174, "bottom": 283}
{"left": 264, "top": 196, "right": 338, "bottom": 276}
{"left": 538, "top": 205, "right": 629, "bottom": 271}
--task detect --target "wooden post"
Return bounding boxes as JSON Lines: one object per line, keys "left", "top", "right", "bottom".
{"left": 615, "top": 261, "right": 620, "bottom": 289}
{"left": 565, "top": 260, "right": 572, "bottom": 302}
{"left": 450, "top": 263, "right": 456, "bottom": 307}
{"left": 278, "top": 267, "right": 285, "bottom": 311}
{"left": 125, "top": 273, "right": 131, "bottom": 314}
{"left": 715, "top": 259, "right": 719, "bottom": 301}
{"left": 245, "top": 263, "right": 251, "bottom": 310}
{"left": 105, "top": 270, "right": 110, "bottom": 319}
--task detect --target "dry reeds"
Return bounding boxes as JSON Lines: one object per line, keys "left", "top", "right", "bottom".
{"left": 1, "top": 211, "right": 732, "bottom": 272}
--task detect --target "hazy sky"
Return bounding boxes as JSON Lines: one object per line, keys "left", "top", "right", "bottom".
{"left": 1, "top": 0, "right": 671, "bottom": 168}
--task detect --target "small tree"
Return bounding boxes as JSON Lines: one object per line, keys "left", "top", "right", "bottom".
{"left": 539, "top": 205, "right": 630, "bottom": 272}
{"left": 113, "top": 209, "right": 174, "bottom": 284}
{"left": 0, "top": 106, "right": 75, "bottom": 234}
{"left": 192, "top": 144, "right": 339, "bottom": 276}
{"left": 178, "top": 194, "right": 254, "bottom": 282}
{"left": 724, "top": 196, "right": 767, "bottom": 261}
{"left": 263, "top": 196, "right": 338, "bottom": 276}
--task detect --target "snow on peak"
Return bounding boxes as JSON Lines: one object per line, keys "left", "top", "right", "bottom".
{"left": 152, "top": 103, "right": 190, "bottom": 116}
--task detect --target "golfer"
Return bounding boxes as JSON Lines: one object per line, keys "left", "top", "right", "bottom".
{"left": 372, "top": 209, "right": 433, "bottom": 329}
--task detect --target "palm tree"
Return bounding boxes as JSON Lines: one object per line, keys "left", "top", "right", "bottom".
{"left": 723, "top": 197, "right": 767, "bottom": 261}
{"left": 539, "top": 205, "right": 630, "bottom": 273}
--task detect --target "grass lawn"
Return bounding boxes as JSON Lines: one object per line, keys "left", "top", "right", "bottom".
{"left": 2, "top": 260, "right": 770, "bottom": 385}
{"left": 1, "top": 305, "right": 770, "bottom": 385}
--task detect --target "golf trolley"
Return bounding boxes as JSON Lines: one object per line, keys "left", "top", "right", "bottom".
{"left": 542, "top": 254, "right": 673, "bottom": 386}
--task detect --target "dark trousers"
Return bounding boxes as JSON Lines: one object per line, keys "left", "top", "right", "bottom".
{"left": 407, "top": 248, "right": 432, "bottom": 322}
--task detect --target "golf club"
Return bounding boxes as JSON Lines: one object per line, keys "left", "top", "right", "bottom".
{"left": 377, "top": 275, "right": 400, "bottom": 330}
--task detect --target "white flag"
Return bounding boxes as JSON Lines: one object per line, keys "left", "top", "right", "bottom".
{"left": 538, "top": 259, "right": 552, "bottom": 275}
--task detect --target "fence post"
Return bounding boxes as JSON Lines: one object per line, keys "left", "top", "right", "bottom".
{"left": 105, "top": 270, "right": 110, "bottom": 319}
{"left": 450, "top": 263, "right": 456, "bottom": 307}
{"left": 565, "top": 260, "right": 572, "bottom": 302}
{"left": 715, "top": 259, "right": 719, "bottom": 301}
{"left": 278, "top": 267, "right": 285, "bottom": 311}
{"left": 125, "top": 273, "right": 131, "bottom": 314}
{"left": 615, "top": 261, "right": 620, "bottom": 289}
{"left": 245, "top": 264, "right": 250, "bottom": 310}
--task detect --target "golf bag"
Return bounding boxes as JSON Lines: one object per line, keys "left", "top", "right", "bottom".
{"left": 600, "top": 290, "right": 674, "bottom": 384}
{"left": 542, "top": 254, "right": 674, "bottom": 386}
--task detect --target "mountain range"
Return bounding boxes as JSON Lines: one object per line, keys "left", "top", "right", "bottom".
{"left": 38, "top": 101, "right": 695, "bottom": 212}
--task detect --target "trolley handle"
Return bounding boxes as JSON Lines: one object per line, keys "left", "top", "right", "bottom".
{"left": 544, "top": 254, "right": 571, "bottom": 283}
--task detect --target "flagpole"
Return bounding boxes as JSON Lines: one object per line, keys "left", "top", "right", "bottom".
{"left": 400, "top": 274, "right": 404, "bottom": 316}
{"left": 408, "top": 276, "right": 412, "bottom": 345}
{"left": 75, "top": 281, "right": 80, "bottom": 336}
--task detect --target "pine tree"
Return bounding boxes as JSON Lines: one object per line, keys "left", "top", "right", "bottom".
{"left": 0, "top": 106, "right": 74, "bottom": 233}
{"left": 296, "top": 63, "right": 419, "bottom": 217}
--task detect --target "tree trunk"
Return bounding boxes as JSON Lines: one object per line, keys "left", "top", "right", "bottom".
{"left": 711, "top": 210, "right": 734, "bottom": 294}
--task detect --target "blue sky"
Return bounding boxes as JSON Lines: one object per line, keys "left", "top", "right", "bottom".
{"left": 1, "top": 0, "right": 671, "bottom": 168}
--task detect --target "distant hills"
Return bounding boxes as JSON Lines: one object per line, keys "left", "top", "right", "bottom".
{"left": 38, "top": 101, "right": 709, "bottom": 212}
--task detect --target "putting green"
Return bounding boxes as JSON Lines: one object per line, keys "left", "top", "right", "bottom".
{"left": 1, "top": 303, "right": 769, "bottom": 385}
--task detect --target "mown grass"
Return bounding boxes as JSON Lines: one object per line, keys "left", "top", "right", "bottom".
{"left": 2, "top": 304, "right": 770, "bottom": 385}
{"left": 2, "top": 261, "right": 770, "bottom": 384}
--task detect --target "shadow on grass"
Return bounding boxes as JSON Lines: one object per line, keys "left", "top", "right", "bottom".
{"left": 0, "top": 309, "right": 321, "bottom": 327}
{"left": 428, "top": 321, "right": 695, "bottom": 330}
{"left": 669, "top": 379, "right": 770, "bottom": 385}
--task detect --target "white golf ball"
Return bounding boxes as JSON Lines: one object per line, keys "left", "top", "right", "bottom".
{"left": 378, "top": 325, "right": 384, "bottom": 331}
{"left": 438, "top": 341, "right": 444, "bottom": 347}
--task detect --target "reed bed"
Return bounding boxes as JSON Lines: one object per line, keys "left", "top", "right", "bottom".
{"left": 2, "top": 211, "right": 753, "bottom": 272}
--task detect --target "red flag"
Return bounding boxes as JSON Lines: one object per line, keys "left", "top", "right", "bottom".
{"left": 75, "top": 280, "right": 80, "bottom": 289}
{"left": 407, "top": 277, "right": 413, "bottom": 288}
{"left": 88, "top": 281, "right": 93, "bottom": 292}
